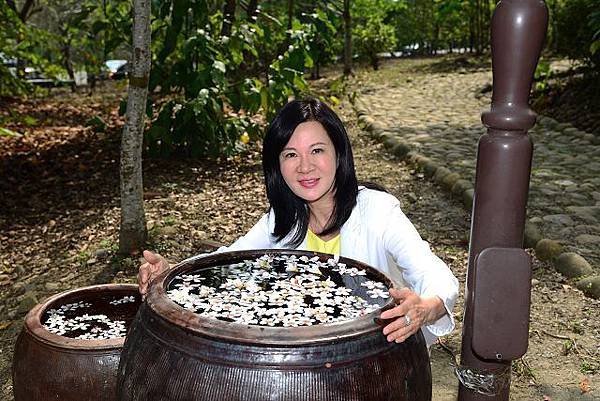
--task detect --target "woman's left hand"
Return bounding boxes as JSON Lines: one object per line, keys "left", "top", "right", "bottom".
{"left": 380, "top": 287, "right": 445, "bottom": 343}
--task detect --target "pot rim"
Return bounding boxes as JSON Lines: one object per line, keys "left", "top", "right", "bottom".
{"left": 23, "top": 283, "right": 140, "bottom": 350}
{"left": 146, "top": 249, "right": 395, "bottom": 346}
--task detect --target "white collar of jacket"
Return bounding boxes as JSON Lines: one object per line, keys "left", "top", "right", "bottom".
{"left": 294, "top": 186, "right": 366, "bottom": 262}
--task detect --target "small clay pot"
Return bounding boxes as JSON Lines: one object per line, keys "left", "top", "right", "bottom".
{"left": 12, "top": 284, "right": 141, "bottom": 401}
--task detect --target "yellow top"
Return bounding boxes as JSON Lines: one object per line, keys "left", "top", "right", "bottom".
{"left": 306, "top": 229, "right": 341, "bottom": 255}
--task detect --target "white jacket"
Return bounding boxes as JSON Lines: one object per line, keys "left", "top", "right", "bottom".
{"left": 188, "top": 187, "right": 459, "bottom": 346}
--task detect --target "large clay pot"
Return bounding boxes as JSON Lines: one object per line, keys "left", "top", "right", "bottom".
{"left": 12, "top": 284, "right": 141, "bottom": 401}
{"left": 118, "top": 250, "right": 431, "bottom": 401}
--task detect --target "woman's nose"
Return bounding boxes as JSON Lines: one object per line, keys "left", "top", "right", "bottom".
{"left": 297, "top": 154, "right": 313, "bottom": 173}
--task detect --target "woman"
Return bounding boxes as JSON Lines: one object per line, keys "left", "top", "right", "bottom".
{"left": 139, "top": 98, "right": 458, "bottom": 346}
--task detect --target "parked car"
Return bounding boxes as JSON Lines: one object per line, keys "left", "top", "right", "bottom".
{"left": 0, "top": 53, "right": 18, "bottom": 77}
{"left": 105, "top": 59, "right": 128, "bottom": 80}
{"left": 112, "top": 63, "right": 128, "bottom": 80}
{"left": 23, "top": 67, "right": 74, "bottom": 88}
{"left": 24, "top": 67, "right": 56, "bottom": 88}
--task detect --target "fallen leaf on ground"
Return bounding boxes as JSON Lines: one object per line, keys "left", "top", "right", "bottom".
{"left": 0, "top": 321, "right": 12, "bottom": 330}
{"left": 579, "top": 377, "right": 591, "bottom": 394}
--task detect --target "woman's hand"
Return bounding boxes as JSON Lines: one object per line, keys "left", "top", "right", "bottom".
{"left": 380, "top": 287, "right": 446, "bottom": 343}
{"left": 138, "top": 250, "right": 171, "bottom": 297}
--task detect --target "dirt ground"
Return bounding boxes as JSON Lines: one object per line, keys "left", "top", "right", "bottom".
{"left": 1, "top": 59, "right": 599, "bottom": 400}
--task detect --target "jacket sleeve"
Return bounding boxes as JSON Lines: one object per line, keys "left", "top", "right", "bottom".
{"left": 380, "top": 198, "right": 459, "bottom": 337}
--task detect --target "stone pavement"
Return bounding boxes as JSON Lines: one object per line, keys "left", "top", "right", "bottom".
{"left": 351, "top": 57, "right": 599, "bottom": 296}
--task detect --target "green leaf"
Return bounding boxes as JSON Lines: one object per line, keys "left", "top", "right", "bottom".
{"left": 293, "top": 74, "right": 307, "bottom": 91}
{"left": 157, "top": 0, "right": 187, "bottom": 61}
{"left": 230, "top": 47, "right": 243, "bottom": 65}
{"left": 86, "top": 116, "right": 107, "bottom": 133}
{"left": 146, "top": 124, "right": 167, "bottom": 140}
{"left": 118, "top": 99, "right": 127, "bottom": 116}
{"left": 23, "top": 116, "right": 38, "bottom": 126}
{"left": 304, "top": 52, "right": 314, "bottom": 69}
{"left": 260, "top": 86, "right": 270, "bottom": 115}
{"left": 91, "top": 20, "right": 107, "bottom": 35}
{"left": 0, "top": 127, "right": 21, "bottom": 137}
{"left": 146, "top": 98, "right": 154, "bottom": 119}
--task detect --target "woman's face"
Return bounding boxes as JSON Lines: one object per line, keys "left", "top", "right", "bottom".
{"left": 279, "top": 121, "right": 337, "bottom": 207}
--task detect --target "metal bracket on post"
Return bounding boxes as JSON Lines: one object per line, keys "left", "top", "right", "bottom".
{"left": 471, "top": 248, "right": 532, "bottom": 361}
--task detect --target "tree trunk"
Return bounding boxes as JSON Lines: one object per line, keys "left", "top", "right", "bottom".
{"left": 475, "top": 0, "right": 481, "bottom": 54}
{"left": 310, "top": 60, "right": 320, "bottom": 80}
{"left": 433, "top": 23, "right": 440, "bottom": 54}
{"left": 469, "top": 7, "right": 475, "bottom": 53}
{"left": 370, "top": 53, "right": 379, "bottom": 71}
{"left": 246, "top": 0, "right": 258, "bottom": 21}
{"left": 287, "top": 0, "right": 293, "bottom": 31}
{"left": 60, "top": 36, "right": 77, "bottom": 93}
{"left": 485, "top": 0, "right": 493, "bottom": 51}
{"left": 548, "top": 0, "right": 558, "bottom": 52}
{"left": 281, "top": 0, "right": 294, "bottom": 51}
{"left": 343, "top": 0, "right": 352, "bottom": 76}
{"left": 221, "top": 0, "right": 236, "bottom": 37}
{"left": 119, "top": 0, "right": 151, "bottom": 255}
{"left": 236, "top": 0, "right": 259, "bottom": 76}
{"left": 477, "top": 0, "right": 485, "bottom": 54}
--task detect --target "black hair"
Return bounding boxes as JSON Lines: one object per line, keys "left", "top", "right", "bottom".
{"left": 262, "top": 98, "right": 359, "bottom": 247}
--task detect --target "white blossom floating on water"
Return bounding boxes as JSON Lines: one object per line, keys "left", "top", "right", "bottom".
{"left": 360, "top": 280, "right": 390, "bottom": 299}
{"left": 367, "top": 288, "right": 390, "bottom": 299}
{"left": 166, "top": 254, "right": 390, "bottom": 327}
{"left": 42, "top": 295, "right": 138, "bottom": 340}
{"left": 109, "top": 295, "right": 136, "bottom": 305}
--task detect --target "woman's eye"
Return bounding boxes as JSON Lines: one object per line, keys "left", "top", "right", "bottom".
{"left": 282, "top": 152, "right": 296, "bottom": 158}
{"left": 312, "top": 148, "right": 324, "bottom": 154}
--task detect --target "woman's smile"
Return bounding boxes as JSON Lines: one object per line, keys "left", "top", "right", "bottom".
{"left": 298, "top": 178, "right": 319, "bottom": 188}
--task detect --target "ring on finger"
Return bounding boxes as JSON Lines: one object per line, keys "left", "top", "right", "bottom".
{"left": 404, "top": 314, "right": 412, "bottom": 327}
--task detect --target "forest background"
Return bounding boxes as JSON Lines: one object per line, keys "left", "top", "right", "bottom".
{"left": 2, "top": 0, "right": 598, "bottom": 253}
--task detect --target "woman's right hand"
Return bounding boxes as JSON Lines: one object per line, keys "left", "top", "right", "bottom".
{"left": 138, "top": 250, "right": 171, "bottom": 297}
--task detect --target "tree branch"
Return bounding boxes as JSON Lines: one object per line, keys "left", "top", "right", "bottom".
{"left": 221, "top": 0, "right": 236, "bottom": 37}
{"left": 18, "top": 0, "right": 36, "bottom": 22}
{"left": 26, "top": 5, "right": 44, "bottom": 20}
{"left": 6, "top": 0, "right": 17, "bottom": 13}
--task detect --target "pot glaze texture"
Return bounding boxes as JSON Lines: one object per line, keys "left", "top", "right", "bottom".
{"left": 13, "top": 284, "right": 141, "bottom": 401}
{"left": 117, "top": 250, "right": 432, "bottom": 401}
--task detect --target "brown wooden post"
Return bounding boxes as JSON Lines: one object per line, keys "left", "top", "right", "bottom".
{"left": 458, "top": 1, "right": 548, "bottom": 401}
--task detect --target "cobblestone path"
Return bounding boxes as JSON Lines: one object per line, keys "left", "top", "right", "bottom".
{"left": 353, "top": 57, "right": 600, "bottom": 270}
